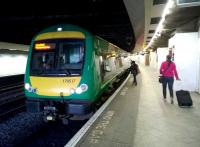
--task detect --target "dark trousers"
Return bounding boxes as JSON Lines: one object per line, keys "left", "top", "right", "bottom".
{"left": 162, "top": 77, "right": 174, "bottom": 98}
{"left": 132, "top": 74, "right": 137, "bottom": 85}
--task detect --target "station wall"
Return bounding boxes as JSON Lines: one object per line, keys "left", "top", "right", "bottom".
{"left": 0, "top": 42, "right": 29, "bottom": 77}
{"left": 198, "top": 25, "right": 200, "bottom": 93}
{"left": 169, "top": 32, "right": 199, "bottom": 92}
{"left": 149, "top": 51, "right": 157, "bottom": 70}
{"left": 156, "top": 47, "right": 168, "bottom": 72}
{"left": 0, "top": 53, "right": 27, "bottom": 77}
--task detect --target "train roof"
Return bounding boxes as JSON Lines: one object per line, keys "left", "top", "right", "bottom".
{"left": 35, "top": 24, "right": 93, "bottom": 38}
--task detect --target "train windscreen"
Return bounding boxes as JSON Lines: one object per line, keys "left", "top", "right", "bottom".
{"left": 30, "top": 39, "right": 85, "bottom": 76}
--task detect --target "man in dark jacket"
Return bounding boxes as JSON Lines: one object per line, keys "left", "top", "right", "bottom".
{"left": 129, "top": 61, "right": 139, "bottom": 85}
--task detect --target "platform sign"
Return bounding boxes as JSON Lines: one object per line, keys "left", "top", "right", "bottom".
{"left": 177, "top": 0, "right": 200, "bottom": 7}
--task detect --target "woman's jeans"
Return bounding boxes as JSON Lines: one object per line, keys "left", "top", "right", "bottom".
{"left": 162, "top": 77, "right": 174, "bottom": 98}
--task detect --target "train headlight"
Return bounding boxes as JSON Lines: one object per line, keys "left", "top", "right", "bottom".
{"left": 57, "top": 27, "right": 62, "bottom": 31}
{"left": 75, "top": 87, "right": 82, "bottom": 94}
{"left": 25, "top": 83, "right": 37, "bottom": 93}
{"left": 70, "top": 88, "right": 75, "bottom": 94}
{"left": 25, "top": 83, "right": 30, "bottom": 90}
{"left": 80, "top": 84, "right": 88, "bottom": 92}
{"left": 69, "top": 84, "right": 88, "bottom": 95}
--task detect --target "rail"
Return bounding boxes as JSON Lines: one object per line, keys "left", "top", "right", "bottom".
{"left": 0, "top": 74, "right": 25, "bottom": 120}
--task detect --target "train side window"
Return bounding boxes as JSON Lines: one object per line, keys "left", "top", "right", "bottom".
{"left": 104, "top": 59, "right": 111, "bottom": 72}
{"left": 104, "top": 65, "right": 111, "bottom": 72}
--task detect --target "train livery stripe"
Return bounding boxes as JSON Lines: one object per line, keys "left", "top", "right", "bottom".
{"left": 30, "top": 76, "right": 81, "bottom": 96}
{"left": 35, "top": 31, "right": 85, "bottom": 41}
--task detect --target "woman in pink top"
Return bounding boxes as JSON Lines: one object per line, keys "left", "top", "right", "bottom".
{"left": 160, "top": 55, "right": 180, "bottom": 104}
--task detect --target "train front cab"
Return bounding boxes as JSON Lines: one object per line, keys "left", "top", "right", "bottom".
{"left": 24, "top": 28, "right": 95, "bottom": 121}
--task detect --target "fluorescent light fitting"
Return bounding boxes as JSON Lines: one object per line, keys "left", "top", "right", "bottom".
{"left": 145, "top": 0, "right": 174, "bottom": 50}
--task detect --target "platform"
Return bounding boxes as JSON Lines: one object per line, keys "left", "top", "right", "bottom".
{"left": 66, "top": 65, "right": 200, "bottom": 147}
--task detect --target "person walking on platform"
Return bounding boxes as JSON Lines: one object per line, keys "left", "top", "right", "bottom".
{"left": 129, "top": 60, "right": 139, "bottom": 86}
{"left": 160, "top": 55, "right": 180, "bottom": 104}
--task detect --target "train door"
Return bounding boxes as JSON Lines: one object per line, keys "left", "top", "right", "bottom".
{"left": 99, "top": 56, "right": 105, "bottom": 81}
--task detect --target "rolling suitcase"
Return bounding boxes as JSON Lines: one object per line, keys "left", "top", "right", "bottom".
{"left": 176, "top": 90, "right": 193, "bottom": 107}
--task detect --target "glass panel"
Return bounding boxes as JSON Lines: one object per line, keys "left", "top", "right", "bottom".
{"left": 31, "top": 52, "right": 54, "bottom": 71}
{"left": 30, "top": 39, "right": 85, "bottom": 76}
{"left": 58, "top": 42, "right": 84, "bottom": 70}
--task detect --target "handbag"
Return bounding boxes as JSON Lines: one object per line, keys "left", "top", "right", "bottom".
{"left": 159, "top": 76, "right": 164, "bottom": 83}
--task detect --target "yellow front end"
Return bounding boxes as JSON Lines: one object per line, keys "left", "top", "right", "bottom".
{"left": 30, "top": 76, "right": 81, "bottom": 96}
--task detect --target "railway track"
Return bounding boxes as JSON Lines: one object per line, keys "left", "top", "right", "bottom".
{"left": 0, "top": 75, "right": 25, "bottom": 121}
{"left": 0, "top": 98, "right": 26, "bottom": 121}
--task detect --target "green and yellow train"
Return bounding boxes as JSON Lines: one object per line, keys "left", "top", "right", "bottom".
{"left": 24, "top": 24, "right": 129, "bottom": 122}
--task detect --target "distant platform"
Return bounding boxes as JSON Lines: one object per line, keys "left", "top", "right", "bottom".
{"left": 0, "top": 74, "right": 24, "bottom": 78}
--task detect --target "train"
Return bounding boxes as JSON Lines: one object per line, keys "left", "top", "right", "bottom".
{"left": 24, "top": 24, "right": 130, "bottom": 123}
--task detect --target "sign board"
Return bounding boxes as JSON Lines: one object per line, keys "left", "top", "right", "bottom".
{"left": 177, "top": 0, "right": 200, "bottom": 7}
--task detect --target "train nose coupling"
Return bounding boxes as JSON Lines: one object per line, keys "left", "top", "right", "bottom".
{"left": 44, "top": 106, "right": 57, "bottom": 122}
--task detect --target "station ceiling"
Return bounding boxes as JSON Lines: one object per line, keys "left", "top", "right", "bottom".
{"left": 144, "top": 0, "right": 200, "bottom": 50}
{"left": 0, "top": 1, "right": 199, "bottom": 54}
{"left": 0, "top": 0, "right": 137, "bottom": 52}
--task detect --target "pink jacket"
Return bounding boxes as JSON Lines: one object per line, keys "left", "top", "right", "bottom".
{"left": 160, "top": 61, "right": 179, "bottom": 80}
